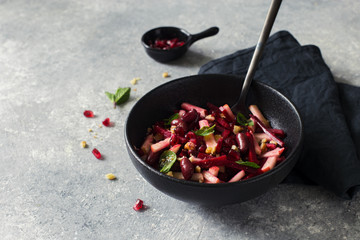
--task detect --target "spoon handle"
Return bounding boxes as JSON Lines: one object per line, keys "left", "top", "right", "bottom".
{"left": 238, "top": 0, "right": 282, "bottom": 108}
{"left": 189, "top": 27, "right": 219, "bottom": 45}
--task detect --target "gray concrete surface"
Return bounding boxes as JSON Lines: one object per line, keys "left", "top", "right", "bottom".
{"left": 1, "top": 0, "right": 359, "bottom": 239}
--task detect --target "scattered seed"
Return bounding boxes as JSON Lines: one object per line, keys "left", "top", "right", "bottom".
{"left": 102, "top": 118, "right": 111, "bottom": 127}
{"left": 84, "top": 110, "right": 94, "bottom": 118}
{"left": 106, "top": 173, "right": 116, "bottom": 180}
{"left": 92, "top": 148, "right": 102, "bottom": 159}
{"left": 88, "top": 129, "right": 93, "bottom": 132}
{"left": 130, "top": 77, "right": 140, "bottom": 85}
{"left": 80, "top": 141, "right": 87, "bottom": 148}
{"left": 133, "top": 199, "right": 144, "bottom": 211}
{"left": 98, "top": 124, "right": 102, "bottom": 128}
{"left": 162, "top": 72, "right": 169, "bottom": 78}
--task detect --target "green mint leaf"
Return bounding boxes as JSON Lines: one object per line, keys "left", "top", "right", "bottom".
{"left": 115, "top": 87, "right": 131, "bottom": 104}
{"left": 194, "top": 124, "right": 216, "bottom": 136}
{"left": 105, "top": 92, "right": 116, "bottom": 103}
{"left": 236, "top": 112, "right": 253, "bottom": 126}
{"left": 164, "top": 113, "right": 179, "bottom": 127}
{"left": 235, "top": 160, "right": 260, "bottom": 169}
{"left": 159, "top": 150, "right": 177, "bottom": 173}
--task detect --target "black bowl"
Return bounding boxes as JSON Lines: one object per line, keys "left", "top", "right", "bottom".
{"left": 141, "top": 26, "right": 219, "bottom": 63}
{"left": 125, "top": 74, "right": 303, "bottom": 206}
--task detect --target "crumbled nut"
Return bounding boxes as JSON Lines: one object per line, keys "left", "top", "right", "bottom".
{"left": 170, "top": 125, "right": 176, "bottom": 134}
{"left": 130, "top": 77, "right": 140, "bottom": 85}
{"left": 98, "top": 124, "right": 102, "bottom": 128}
{"left": 261, "top": 138, "right": 268, "bottom": 143}
{"left": 162, "top": 72, "right": 169, "bottom": 78}
{"left": 106, "top": 173, "right": 117, "bottom": 180}
{"left": 231, "top": 145, "right": 239, "bottom": 152}
{"left": 88, "top": 129, "right": 93, "bottom": 132}
{"left": 260, "top": 142, "right": 267, "bottom": 153}
{"left": 184, "top": 142, "right": 196, "bottom": 151}
{"left": 214, "top": 134, "right": 222, "bottom": 142}
{"left": 133, "top": 88, "right": 137, "bottom": 91}
{"left": 205, "top": 114, "right": 215, "bottom": 121}
{"left": 269, "top": 140, "right": 278, "bottom": 145}
{"left": 233, "top": 125, "right": 244, "bottom": 135}
{"left": 80, "top": 141, "right": 87, "bottom": 148}
{"left": 205, "top": 147, "right": 215, "bottom": 154}
{"left": 166, "top": 171, "right": 173, "bottom": 177}
{"left": 153, "top": 133, "right": 163, "bottom": 142}
{"left": 195, "top": 166, "right": 201, "bottom": 173}
{"left": 93, "top": 136, "right": 97, "bottom": 139}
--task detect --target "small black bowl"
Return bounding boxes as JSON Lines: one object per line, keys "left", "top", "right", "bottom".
{"left": 125, "top": 74, "right": 303, "bottom": 206}
{"left": 141, "top": 26, "right": 219, "bottom": 63}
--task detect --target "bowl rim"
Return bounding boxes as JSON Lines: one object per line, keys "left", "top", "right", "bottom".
{"left": 125, "top": 73, "right": 304, "bottom": 188}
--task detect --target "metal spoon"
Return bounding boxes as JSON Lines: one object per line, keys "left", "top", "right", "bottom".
{"left": 232, "top": 0, "right": 282, "bottom": 114}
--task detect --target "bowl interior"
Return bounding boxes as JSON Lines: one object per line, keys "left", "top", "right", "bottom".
{"left": 125, "top": 74, "right": 303, "bottom": 205}
{"left": 141, "top": 26, "right": 189, "bottom": 48}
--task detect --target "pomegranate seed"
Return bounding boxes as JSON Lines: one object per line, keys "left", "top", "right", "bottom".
{"left": 133, "top": 199, "right": 144, "bottom": 211}
{"left": 83, "top": 110, "right": 94, "bottom": 118}
{"left": 102, "top": 118, "right": 110, "bottom": 127}
{"left": 92, "top": 148, "right": 102, "bottom": 159}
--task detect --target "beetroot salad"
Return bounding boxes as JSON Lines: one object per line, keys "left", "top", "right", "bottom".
{"left": 137, "top": 102, "right": 286, "bottom": 183}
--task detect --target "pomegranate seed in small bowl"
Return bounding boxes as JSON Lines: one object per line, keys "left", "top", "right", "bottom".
{"left": 141, "top": 26, "right": 219, "bottom": 63}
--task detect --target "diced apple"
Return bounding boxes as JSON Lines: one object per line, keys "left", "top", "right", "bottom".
{"left": 261, "top": 156, "right": 277, "bottom": 172}
{"left": 181, "top": 102, "right": 207, "bottom": 118}
{"left": 169, "top": 144, "right": 181, "bottom": 154}
{"left": 228, "top": 170, "right": 245, "bottom": 182}
{"left": 254, "top": 133, "right": 270, "bottom": 143}
{"left": 208, "top": 166, "right": 220, "bottom": 177}
{"left": 202, "top": 170, "right": 221, "bottom": 183}
{"left": 219, "top": 104, "right": 236, "bottom": 122}
{"left": 150, "top": 137, "right": 170, "bottom": 153}
{"left": 141, "top": 134, "right": 154, "bottom": 155}
{"left": 199, "top": 119, "right": 217, "bottom": 154}
{"left": 249, "top": 131, "right": 261, "bottom": 155}
{"left": 249, "top": 105, "right": 270, "bottom": 127}
{"left": 260, "top": 147, "right": 284, "bottom": 158}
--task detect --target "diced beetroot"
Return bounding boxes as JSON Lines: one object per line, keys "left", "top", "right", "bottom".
{"left": 266, "top": 143, "right": 277, "bottom": 150}
{"left": 268, "top": 128, "right": 286, "bottom": 138}
{"left": 215, "top": 137, "right": 223, "bottom": 154}
{"left": 251, "top": 115, "right": 285, "bottom": 147}
{"left": 219, "top": 104, "right": 236, "bottom": 122}
{"left": 150, "top": 137, "right": 170, "bottom": 153}
{"left": 146, "top": 150, "right": 160, "bottom": 166}
{"left": 185, "top": 131, "right": 196, "bottom": 140}
{"left": 197, "top": 152, "right": 212, "bottom": 159}
{"left": 207, "top": 102, "right": 222, "bottom": 115}
{"left": 249, "top": 131, "right": 261, "bottom": 155}
{"left": 246, "top": 132, "right": 259, "bottom": 164}
{"left": 249, "top": 105, "right": 270, "bottom": 128}
{"left": 153, "top": 125, "right": 172, "bottom": 138}
{"left": 181, "top": 102, "right": 207, "bottom": 118}
{"left": 227, "top": 149, "right": 241, "bottom": 161}
{"left": 215, "top": 124, "right": 225, "bottom": 133}
{"left": 221, "top": 129, "right": 231, "bottom": 139}
{"left": 260, "top": 147, "right": 285, "bottom": 158}
{"left": 141, "top": 134, "right": 154, "bottom": 155}
{"left": 202, "top": 170, "right": 221, "bottom": 183}
{"left": 261, "top": 156, "right": 277, "bottom": 172}
{"left": 216, "top": 117, "right": 231, "bottom": 129}
{"left": 198, "top": 144, "right": 207, "bottom": 153}
{"left": 228, "top": 170, "right": 245, "bottom": 182}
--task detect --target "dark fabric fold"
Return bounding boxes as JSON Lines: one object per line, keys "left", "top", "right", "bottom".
{"left": 199, "top": 31, "right": 360, "bottom": 199}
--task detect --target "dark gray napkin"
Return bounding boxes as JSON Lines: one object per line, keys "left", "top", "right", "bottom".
{"left": 199, "top": 31, "right": 360, "bottom": 199}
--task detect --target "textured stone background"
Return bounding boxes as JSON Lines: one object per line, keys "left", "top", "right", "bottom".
{"left": 0, "top": 0, "right": 359, "bottom": 239}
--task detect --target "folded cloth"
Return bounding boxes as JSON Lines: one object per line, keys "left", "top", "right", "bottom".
{"left": 199, "top": 31, "right": 360, "bottom": 199}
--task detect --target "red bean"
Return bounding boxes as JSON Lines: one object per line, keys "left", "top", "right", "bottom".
{"left": 236, "top": 132, "right": 249, "bottom": 154}
{"left": 180, "top": 157, "right": 194, "bottom": 180}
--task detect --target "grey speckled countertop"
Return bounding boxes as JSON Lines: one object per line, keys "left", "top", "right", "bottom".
{"left": 1, "top": 1, "right": 359, "bottom": 239}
